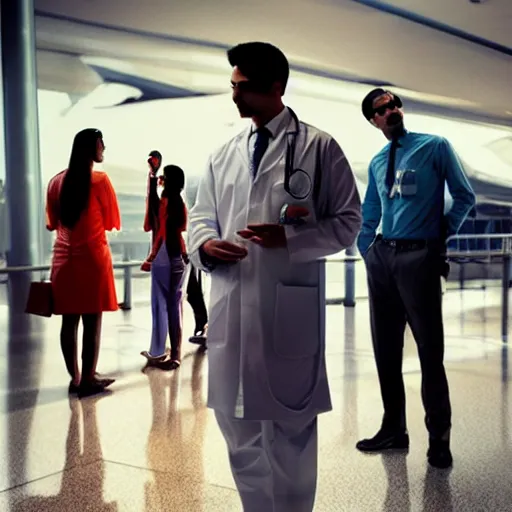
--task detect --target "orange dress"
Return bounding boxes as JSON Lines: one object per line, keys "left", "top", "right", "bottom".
{"left": 46, "top": 170, "right": 121, "bottom": 315}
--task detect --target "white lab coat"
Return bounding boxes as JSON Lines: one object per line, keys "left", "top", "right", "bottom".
{"left": 188, "top": 108, "right": 362, "bottom": 422}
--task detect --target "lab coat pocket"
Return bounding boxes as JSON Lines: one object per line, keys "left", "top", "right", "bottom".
{"left": 273, "top": 283, "right": 320, "bottom": 359}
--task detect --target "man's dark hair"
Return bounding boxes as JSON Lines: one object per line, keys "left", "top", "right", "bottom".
{"left": 227, "top": 42, "right": 290, "bottom": 95}
{"left": 361, "top": 88, "right": 388, "bottom": 121}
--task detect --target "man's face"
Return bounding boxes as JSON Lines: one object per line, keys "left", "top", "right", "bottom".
{"left": 94, "top": 138, "right": 105, "bottom": 163}
{"left": 371, "top": 93, "right": 404, "bottom": 136}
{"left": 231, "top": 66, "right": 275, "bottom": 118}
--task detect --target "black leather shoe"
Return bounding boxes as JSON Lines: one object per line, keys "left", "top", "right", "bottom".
{"left": 427, "top": 439, "right": 453, "bottom": 469}
{"left": 356, "top": 430, "right": 409, "bottom": 452}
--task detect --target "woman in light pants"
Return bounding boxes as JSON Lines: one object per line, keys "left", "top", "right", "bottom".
{"left": 141, "top": 165, "right": 188, "bottom": 370}
{"left": 148, "top": 245, "right": 187, "bottom": 366}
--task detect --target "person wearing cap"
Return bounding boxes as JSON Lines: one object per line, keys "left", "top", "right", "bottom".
{"left": 356, "top": 88, "right": 475, "bottom": 468}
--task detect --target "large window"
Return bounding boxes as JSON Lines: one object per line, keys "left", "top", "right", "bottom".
{"left": 32, "top": 86, "right": 512, "bottom": 299}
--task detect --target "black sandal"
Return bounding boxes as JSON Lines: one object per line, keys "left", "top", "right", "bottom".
{"left": 77, "top": 377, "right": 115, "bottom": 399}
{"left": 68, "top": 381, "right": 80, "bottom": 394}
{"left": 68, "top": 372, "right": 111, "bottom": 395}
{"left": 153, "top": 357, "right": 181, "bottom": 371}
{"left": 140, "top": 350, "right": 167, "bottom": 362}
{"left": 189, "top": 324, "right": 207, "bottom": 345}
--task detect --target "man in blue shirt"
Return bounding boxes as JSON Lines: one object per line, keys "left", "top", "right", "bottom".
{"left": 356, "top": 88, "right": 476, "bottom": 469}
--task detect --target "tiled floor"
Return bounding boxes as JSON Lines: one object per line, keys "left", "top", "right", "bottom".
{"left": 0, "top": 279, "right": 511, "bottom": 511}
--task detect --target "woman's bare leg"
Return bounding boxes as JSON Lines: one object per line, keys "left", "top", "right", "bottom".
{"left": 60, "top": 314, "right": 81, "bottom": 385}
{"left": 81, "top": 313, "right": 102, "bottom": 383}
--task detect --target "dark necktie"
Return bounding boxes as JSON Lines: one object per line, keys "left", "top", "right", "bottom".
{"left": 386, "top": 138, "right": 400, "bottom": 193}
{"left": 252, "top": 127, "right": 271, "bottom": 177}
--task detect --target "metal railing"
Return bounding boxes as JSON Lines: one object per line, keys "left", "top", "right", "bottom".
{"left": 0, "top": 255, "right": 362, "bottom": 311}
{"left": 1, "top": 242, "right": 509, "bottom": 341}
{"left": 446, "top": 233, "right": 512, "bottom": 342}
{"left": 0, "top": 261, "right": 142, "bottom": 310}
{"left": 446, "top": 233, "right": 512, "bottom": 260}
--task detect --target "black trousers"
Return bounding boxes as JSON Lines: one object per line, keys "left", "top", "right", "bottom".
{"left": 186, "top": 264, "right": 208, "bottom": 330}
{"left": 365, "top": 239, "right": 451, "bottom": 439}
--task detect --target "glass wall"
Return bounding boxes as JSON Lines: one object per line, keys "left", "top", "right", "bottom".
{"left": 0, "top": 24, "right": 509, "bottom": 299}
{"left": 33, "top": 85, "right": 512, "bottom": 302}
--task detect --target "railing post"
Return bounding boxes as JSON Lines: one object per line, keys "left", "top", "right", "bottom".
{"left": 121, "top": 244, "right": 132, "bottom": 311}
{"left": 501, "top": 253, "right": 510, "bottom": 343}
{"left": 344, "top": 245, "right": 356, "bottom": 307}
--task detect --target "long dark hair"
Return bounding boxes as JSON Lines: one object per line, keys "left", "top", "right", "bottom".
{"left": 59, "top": 128, "right": 103, "bottom": 229}
{"left": 161, "top": 165, "right": 186, "bottom": 231}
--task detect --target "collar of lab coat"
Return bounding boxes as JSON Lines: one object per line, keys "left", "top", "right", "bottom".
{"left": 249, "top": 106, "right": 291, "bottom": 139}
{"left": 237, "top": 107, "right": 292, "bottom": 169}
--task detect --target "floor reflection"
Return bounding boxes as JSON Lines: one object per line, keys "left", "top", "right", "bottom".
{"left": 341, "top": 307, "right": 358, "bottom": 443}
{"left": 10, "top": 396, "right": 118, "bottom": 511}
{"left": 422, "top": 466, "right": 453, "bottom": 512}
{"left": 500, "top": 344, "right": 509, "bottom": 448}
{"left": 381, "top": 453, "right": 410, "bottom": 512}
{"left": 0, "top": 286, "right": 510, "bottom": 511}
{"left": 501, "top": 344, "right": 508, "bottom": 384}
{"left": 6, "top": 290, "right": 44, "bottom": 491}
{"left": 144, "top": 349, "right": 208, "bottom": 511}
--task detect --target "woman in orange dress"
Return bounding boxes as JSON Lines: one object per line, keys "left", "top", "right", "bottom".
{"left": 46, "top": 128, "right": 120, "bottom": 398}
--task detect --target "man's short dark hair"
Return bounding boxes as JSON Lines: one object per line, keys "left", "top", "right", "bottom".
{"left": 361, "top": 88, "right": 388, "bottom": 121}
{"left": 227, "top": 42, "right": 290, "bottom": 95}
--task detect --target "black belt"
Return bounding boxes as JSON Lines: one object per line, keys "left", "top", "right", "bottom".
{"left": 378, "top": 236, "right": 435, "bottom": 252}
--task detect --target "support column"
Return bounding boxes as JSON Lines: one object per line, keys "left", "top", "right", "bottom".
{"left": 1, "top": 0, "right": 43, "bottom": 311}
{"left": 344, "top": 244, "right": 356, "bottom": 307}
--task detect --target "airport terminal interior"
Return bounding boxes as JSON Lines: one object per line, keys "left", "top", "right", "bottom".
{"left": 1, "top": 0, "right": 512, "bottom": 510}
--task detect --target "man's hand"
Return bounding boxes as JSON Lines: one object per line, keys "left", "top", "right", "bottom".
{"left": 202, "top": 239, "right": 248, "bottom": 262}
{"left": 237, "top": 224, "right": 287, "bottom": 249}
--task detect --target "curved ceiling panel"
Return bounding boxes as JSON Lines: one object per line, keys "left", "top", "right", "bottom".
{"left": 36, "top": 50, "right": 102, "bottom": 96}
{"left": 359, "top": 0, "right": 512, "bottom": 49}
{"left": 33, "top": 0, "right": 512, "bottom": 125}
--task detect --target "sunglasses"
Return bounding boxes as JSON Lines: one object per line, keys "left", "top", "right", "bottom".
{"left": 373, "top": 96, "right": 402, "bottom": 117}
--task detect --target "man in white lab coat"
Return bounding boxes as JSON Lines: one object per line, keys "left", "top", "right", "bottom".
{"left": 188, "top": 42, "right": 362, "bottom": 511}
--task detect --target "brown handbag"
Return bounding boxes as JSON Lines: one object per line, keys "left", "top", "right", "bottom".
{"left": 25, "top": 280, "right": 54, "bottom": 317}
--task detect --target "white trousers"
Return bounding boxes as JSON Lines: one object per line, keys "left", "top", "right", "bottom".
{"left": 215, "top": 410, "right": 318, "bottom": 512}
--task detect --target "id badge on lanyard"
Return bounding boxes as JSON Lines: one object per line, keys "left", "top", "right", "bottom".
{"left": 389, "top": 169, "right": 417, "bottom": 199}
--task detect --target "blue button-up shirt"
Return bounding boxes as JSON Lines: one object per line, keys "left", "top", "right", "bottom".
{"left": 357, "top": 131, "right": 476, "bottom": 256}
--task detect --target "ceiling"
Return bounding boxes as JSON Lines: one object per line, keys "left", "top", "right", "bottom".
{"left": 364, "top": 0, "right": 512, "bottom": 49}
{"left": 32, "top": 0, "right": 512, "bottom": 126}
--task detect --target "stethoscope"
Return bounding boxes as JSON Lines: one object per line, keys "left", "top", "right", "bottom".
{"left": 284, "top": 108, "right": 313, "bottom": 200}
